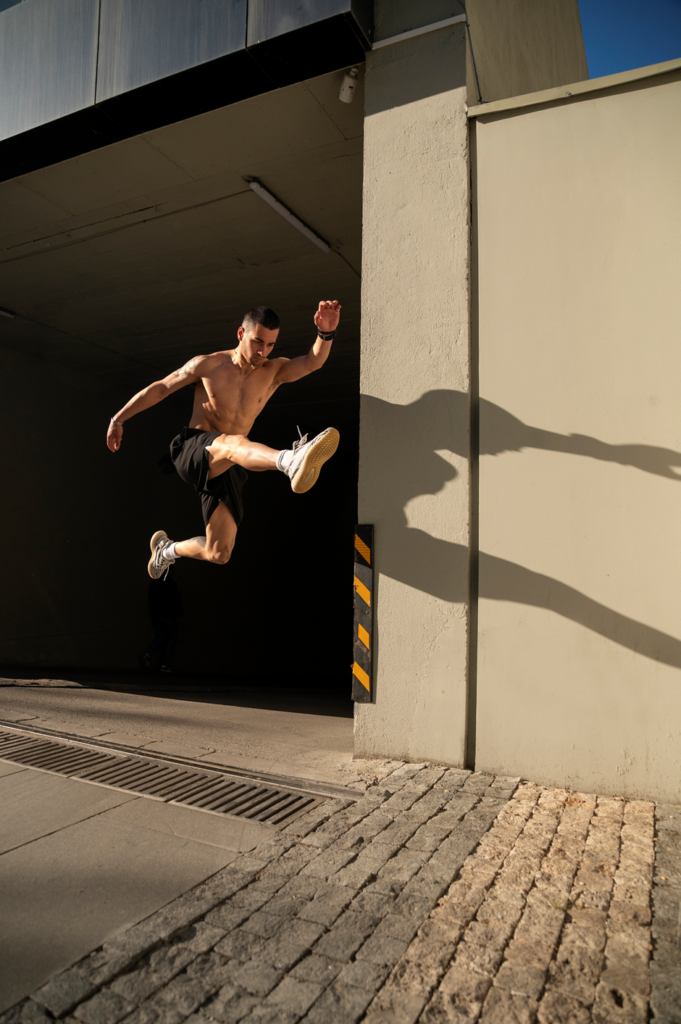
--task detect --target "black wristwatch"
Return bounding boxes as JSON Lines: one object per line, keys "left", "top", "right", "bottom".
{"left": 317, "top": 328, "right": 337, "bottom": 341}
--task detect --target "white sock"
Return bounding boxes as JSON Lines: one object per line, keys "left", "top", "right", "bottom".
{"left": 164, "top": 541, "right": 180, "bottom": 560}
{"left": 276, "top": 449, "right": 294, "bottom": 473}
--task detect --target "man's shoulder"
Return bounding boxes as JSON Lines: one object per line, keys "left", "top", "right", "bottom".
{"left": 200, "top": 350, "right": 234, "bottom": 371}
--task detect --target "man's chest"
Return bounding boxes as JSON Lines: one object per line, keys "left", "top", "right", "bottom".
{"left": 205, "top": 366, "right": 274, "bottom": 407}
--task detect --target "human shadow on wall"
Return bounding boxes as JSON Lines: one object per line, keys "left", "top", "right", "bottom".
{"left": 363, "top": 391, "right": 681, "bottom": 669}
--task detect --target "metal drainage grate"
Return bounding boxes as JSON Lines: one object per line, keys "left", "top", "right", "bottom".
{"left": 0, "top": 727, "right": 327, "bottom": 827}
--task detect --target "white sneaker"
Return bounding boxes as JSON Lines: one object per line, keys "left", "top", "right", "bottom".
{"left": 287, "top": 427, "right": 340, "bottom": 494}
{"left": 148, "top": 530, "right": 174, "bottom": 579}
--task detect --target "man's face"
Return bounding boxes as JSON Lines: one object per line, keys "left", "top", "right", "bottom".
{"left": 238, "top": 324, "right": 279, "bottom": 367}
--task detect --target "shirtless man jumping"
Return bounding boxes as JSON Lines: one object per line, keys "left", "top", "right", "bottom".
{"left": 106, "top": 301, "right": 341, "bottom": 579}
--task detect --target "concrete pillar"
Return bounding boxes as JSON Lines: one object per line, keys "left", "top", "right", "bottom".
{"left": 354, "top": 8, "right": 471, "bottom": 765}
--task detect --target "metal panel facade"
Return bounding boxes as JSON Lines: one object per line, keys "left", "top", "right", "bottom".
{"left": 0, "top": 0, "right": 99, "bottom": 142}
{"left": 96, "top": 0, "right": 247, "bottom": 101}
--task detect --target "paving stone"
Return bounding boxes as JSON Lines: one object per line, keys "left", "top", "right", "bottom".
{"left": 302, "top": 980, "right": 374, "bottom": 1024}
{"left": 74, "top": 991, "right": 134, "bottom": 1024}
{"left": 403, "top": 919, "right": 461, "bottom": 971}
{"left": 592, "top": 979, "right": 648, "bottom": 1023}
{"left": 263, "top": 977, "right": 323, "bottom": 1016}
{"left": 371, "top": 819, "right": 422, "bottom": 856}
{"left": 350, "top": 891, "right": 396, "bottom": 918}
{"left": 119, "top": 1000, "right": 185, "bottom": 1024}
{"left": 34, "top": 972, "right": 97, "bottom": 1018}
{"left": 372, "top": 913, "right": 422, "bottom": 945}
{"left": 537, "top": 989, "right": 591, "bottom": 1024}
{"left": 213, "top": 930, "right": 265, "bottom": 963}
{"left": 479, "top": 986, "right": 539, "bottom": 1023}
{"left": 259, "top": 919, "right": 325, "bottom": 971}
{"left": 74, "top": 951, "right": 138, "bottom": 989}
{"left": 296, "top": 884, "right": 353, "bottom": 926}
{"left": 239, "top": 1006, "right": 297, "bottom": 1024}
{"left": 203, "top": 984, "right": 260, "bottom": 1023}
{"left": 247, "top": 874, "right": 288, "bottom": 895}
{"left": 154, "top": 969, "right": 229, "bottom": 1017}
{"left": 229, "top": 891, "right": 271, "bottom": 914}
{"left": 239, "top": 913, "right": 284, "bottom": 940}
{"left": 494, "top": 960, "right": 546, "bottom": 1000}
{"left": 279, "top": 876, "right": 324, "bottom": 900}
{"left": 406, "top": 824, "right": 453, "bottom": 853}
{"left": 269, "top": 845, "right": 320, "bottom": 876}
{"left": 355, "top": 933, "right": 410, "bottom": 968}
{"left": 204, "top": 906, "right": 251, "bottom": 933}
{"left": 0, "top": 1002, "right": 52, "bottom": 1024}
{"left": 335, "top": 811, "right": 393, "bottom": 851}
{"left": 260, "top": 894, "right": 306, "bottom": 919}
{"left": 372, "top": 849, "right": 429, "bottom": 892}
{"left": 226, "top": 961, "right": 282, "bottom": 997}
{"left": 110, "top": 966, "right": 164, "bottom": 1005}
{"left": 290, "top": 955, "right": 342, "bottom": 986}
{"left": 337, "top": 960, "right": 389, "bottom": 993}
{"left": 422, "top": 962, "right": 493, "bottom": 1023}
{"left": 176, "top": 924, "right": 227, "bottom": 955}
{"left": 332, "top": 849, "right": 394, "bottom": 891}
{"left": 454, "top": 940, "right": 505, "bottom": 978}
{"left": 299, "top": 848, "right": 357, "bottom": 879}
{"left": 184, "top": 952, "right": 228, "bottom": 979}
{"left": 312, "top": 909, "right": 377, "bottom": 961}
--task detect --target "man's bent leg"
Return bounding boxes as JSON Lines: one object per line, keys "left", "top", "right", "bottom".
{"left": 174, "top": 501, "right": 237, "bottom": 565}
{"left": 206, "top": 434, "right": 278, "bottom": 477}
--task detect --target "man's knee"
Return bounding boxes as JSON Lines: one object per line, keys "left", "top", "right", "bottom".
{"left": 219, "top": 433, "right": 247, "bottom": 458}
{"left": 207, "top": 546, "right": 231, "bottom": 565}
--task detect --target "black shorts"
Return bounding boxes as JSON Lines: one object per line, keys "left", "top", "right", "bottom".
{"left": 169, "top": 428, "right": 248, "bottom": 529}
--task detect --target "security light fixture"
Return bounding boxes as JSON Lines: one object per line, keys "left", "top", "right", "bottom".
{"left": 248, "top": 179, "right": 330, "bottom": 253}
{"left": 339, "top": 67, "right": 358, "bottom": 103}
{"left": 0, "top": 306, "right": 15, "bottom": 318}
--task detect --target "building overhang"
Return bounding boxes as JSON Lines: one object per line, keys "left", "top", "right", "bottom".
{"left": 0, "top": 0, "right": 372, "bottom": 183}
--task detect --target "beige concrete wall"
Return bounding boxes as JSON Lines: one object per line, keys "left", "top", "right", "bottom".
{"left": 466, "top": 0, "right": 588, "bottom": 104}
{"left": 474, "top": 70, "right": 681, "bottom": 800}
{"left": 355, "top": 9, "right": 471, "bottom": 764}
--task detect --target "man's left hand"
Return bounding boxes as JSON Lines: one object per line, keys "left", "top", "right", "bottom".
{"left": 314, "top": 300, "right": 341, "bottom": 334}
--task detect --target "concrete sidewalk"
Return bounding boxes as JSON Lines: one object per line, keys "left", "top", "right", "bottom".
{"left": 0, "top": 680, "right": 356, "bottom": 788}
{"left": 2, "top": 757, "right": 680, "bottom": 1024}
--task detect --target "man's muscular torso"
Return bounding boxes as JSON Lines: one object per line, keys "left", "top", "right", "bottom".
{"left": 187, "top": 351, "right": 284, "bottom": 437}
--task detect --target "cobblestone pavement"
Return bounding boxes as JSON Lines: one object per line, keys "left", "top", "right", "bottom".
{"left": 2, "top": 761, "right": 678, "bottom": 1024}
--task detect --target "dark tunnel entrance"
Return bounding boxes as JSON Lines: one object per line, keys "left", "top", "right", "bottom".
{"left": 0, "top": 69, "right": 364, "bottom": 699}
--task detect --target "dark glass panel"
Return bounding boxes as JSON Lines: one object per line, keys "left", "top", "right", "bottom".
{"left": 0, "top": 0, "right": 21, "bottom": 15}
{"left": 0, "top": 0, "right": 98, "bottom": 142}
{"left": 96, "top": 0, "right": 247, "bottom": 102}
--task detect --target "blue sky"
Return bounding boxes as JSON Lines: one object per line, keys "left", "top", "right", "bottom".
{"left": 578, "top": 0, "right": 681, "bottom": 78}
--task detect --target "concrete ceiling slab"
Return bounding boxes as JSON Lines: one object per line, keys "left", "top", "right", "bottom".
{"left": 0, "top": 68, "right": 364, "bottom": 384}
{"left": 17, "top": 135, "right": 194, "bottom": 216}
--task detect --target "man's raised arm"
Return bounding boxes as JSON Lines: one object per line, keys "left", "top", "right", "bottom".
{"left": 274, "top": 300, "right": 341, "bottom": 384}
{"left": 106, "top": 354, "right": 212, "bottom": 452}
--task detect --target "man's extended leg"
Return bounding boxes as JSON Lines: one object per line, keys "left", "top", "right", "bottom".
{"left": 148, "top": 502, "right": 237, "bottom": 577}
{"left": 207, "top": 428, "right": 340, "bottom": 494}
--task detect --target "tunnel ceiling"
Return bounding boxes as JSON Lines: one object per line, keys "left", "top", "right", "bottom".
{"left": 0, "top": 67, "right": 363, "bottom": 399}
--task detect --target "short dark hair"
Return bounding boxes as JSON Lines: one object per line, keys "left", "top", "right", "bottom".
{"left": 242, "top": 306, "right": 280, "bottom": 332}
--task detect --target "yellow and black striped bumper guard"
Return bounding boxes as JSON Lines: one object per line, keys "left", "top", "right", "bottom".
{"left": 352, "top": 524, "right": 373, "bottom": 702}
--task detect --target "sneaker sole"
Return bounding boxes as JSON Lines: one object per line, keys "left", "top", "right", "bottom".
{"left": 291, "top": 428, "right": 340, "bottom": 494}
{"left": 148, "top": 529, "right": 168, "bottom": 578}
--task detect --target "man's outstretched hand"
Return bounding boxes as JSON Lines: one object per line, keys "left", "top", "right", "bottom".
{"left": 107, "top": 422, "right": 123, "bottom": 452}
{"left": 314, "top": 300, "right": 341, "bottom": 334}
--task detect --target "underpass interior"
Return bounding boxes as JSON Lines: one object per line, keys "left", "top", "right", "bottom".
{"left": 0, "top": 66, "right": 364, "bottom": 698}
